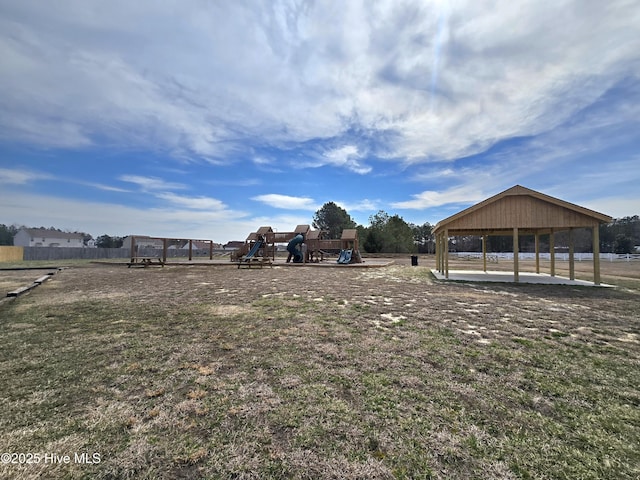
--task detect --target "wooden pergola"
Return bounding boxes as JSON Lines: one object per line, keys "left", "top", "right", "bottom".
{"left": 433, "top": 185, "right": 612, "bottom": 285}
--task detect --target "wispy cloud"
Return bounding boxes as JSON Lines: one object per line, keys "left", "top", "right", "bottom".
{"left": 251, "top": 194, "right": 318, "bottom": 210}
{"left": 3, "top": 1, "right": 636, "bottom": 165}
{"left": 392, "top": 185, "right": 486, "bottom": 210}
{"left": 156, "top": 192, "right": 229, "bottom": 211}
{"left": 321, "top": 145, "right": 371, "bottom": 174}
{"left": 337, "top": 199, "right": 380, "bottom": 212}
{"left": 0, "top": 167, "right": 53, "bottom": 184}
{"left": 119, "top": 175, "right": 187, "bottom": 192}
{"left": 84, "top": 183, "right": 130, "bottom": 193}
{"left": 4, "top": 190, "right": 247, "bottom": 241}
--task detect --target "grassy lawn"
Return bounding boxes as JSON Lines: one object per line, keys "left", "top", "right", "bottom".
{"left": 0, "top": 261, "right": 639, "bottom": 479}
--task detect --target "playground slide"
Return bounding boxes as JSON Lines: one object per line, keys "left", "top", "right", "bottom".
{"left": 337, "top": 249, "right": 352, "bottom": 264}
{"left": 243, "top": 239, "right": 263, "bottom": 260}
{"left": 287, "top": 234, "right": 304, "bottom": 263}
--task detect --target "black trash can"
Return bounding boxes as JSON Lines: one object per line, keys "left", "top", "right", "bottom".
{"left": 411, "top": 255, "right": 418, "bottom": 266}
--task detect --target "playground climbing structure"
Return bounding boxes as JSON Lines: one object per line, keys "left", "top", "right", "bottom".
{"left": 235, "top": 225, "right": 361, "bottom": 264}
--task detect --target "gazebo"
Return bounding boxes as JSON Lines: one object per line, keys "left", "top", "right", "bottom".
{"left": 433, "top": 185, "right": 612, "bottom": 285}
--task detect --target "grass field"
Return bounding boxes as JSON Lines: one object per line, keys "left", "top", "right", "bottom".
{"left": 1, "top": 257, "right": 639, "bottom": 479}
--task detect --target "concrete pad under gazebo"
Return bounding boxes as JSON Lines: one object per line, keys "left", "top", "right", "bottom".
{"left": 433, "top": 185, "right": 612, "bottom": 285}
{"left": 430, "top": 269, "right": 614, "bottom": 287}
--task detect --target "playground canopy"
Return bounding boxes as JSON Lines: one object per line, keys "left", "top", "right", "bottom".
{"left": 433, "top": 185, "right": 612, "bottom": 285}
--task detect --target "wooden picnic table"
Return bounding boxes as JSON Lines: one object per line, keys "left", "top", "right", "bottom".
{"left": 237, "top": 256, "right": 272, "bottom": 269}
{"left": 127, "top": 257, "right": 165, "bottom": 268}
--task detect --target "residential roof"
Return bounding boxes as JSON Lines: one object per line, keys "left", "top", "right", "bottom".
{"left": 20, "top": 228, "right": 84, "bottom": 240}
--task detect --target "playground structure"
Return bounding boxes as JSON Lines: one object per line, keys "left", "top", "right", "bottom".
{"left": 232, "top": 225, "right": 361, "bottom": 265}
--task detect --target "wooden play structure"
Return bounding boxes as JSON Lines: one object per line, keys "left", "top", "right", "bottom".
{"left": 232, "top": 225, "right": 361, "bottom": 265}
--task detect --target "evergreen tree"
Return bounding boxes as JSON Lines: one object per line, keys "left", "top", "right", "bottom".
{"left": 312, "top": 202, "right": 356, "bottom": 239}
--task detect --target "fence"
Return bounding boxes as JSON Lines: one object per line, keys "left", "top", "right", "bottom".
{"left": 19, "top": 247, "right": 231, "bottom": 261}
{"left": 0, "top": 246, "right": 24, "bottom": 262}
{"left": 449, "top": 252, "right": 640, "bottom": 262}
{"left": 22, "top": 247, "right": 131, "bottom": 261}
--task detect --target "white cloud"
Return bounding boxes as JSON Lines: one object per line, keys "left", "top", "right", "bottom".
{"left": 82, "top": 182, "right": 130, "bottom": 193}
{"left": 119, "top": 175, "right": 186, "bottom": 192}
{"left": 1, "top": 0, "right": 636, "bottom": 168}
{"left": 336, "top": 199, "right": 379, "bottom": 212}
{"left": 1, "top": 189, "right": 249, "bottom": 243}
{"left": 156, "top": 192, "right": 228, "bottom": 211}
{"left": 392, "top": 185, "right": 486, "bottom": 210}
{"left": 0, "top": 167, "right": 52, "bottom": 184}
{"left": 251, "top": 194, "right": 318, "bottom": 210}
{"left": 321, "top": 145, "right": 371, "bottom": 174}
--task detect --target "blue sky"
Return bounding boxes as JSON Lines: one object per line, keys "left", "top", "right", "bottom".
{"left": 1, "top": 0, "right": 639, "bottom": 243}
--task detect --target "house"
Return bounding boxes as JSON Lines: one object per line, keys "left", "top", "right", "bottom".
{"left": 13, "top": 228, "right": 85, "bottom": 248}
{"left": 121, "top": 236, "right": 165, "bottom": 249}
{"left": 223, "top": 241, "right": 245, "bottom": 250}
{"left": 181, "top": 240, "right": 219, "bottom": 250}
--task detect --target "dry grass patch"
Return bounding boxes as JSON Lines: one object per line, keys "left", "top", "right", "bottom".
{"left": 0, "top": 262, "right": 638, "bottom": 479}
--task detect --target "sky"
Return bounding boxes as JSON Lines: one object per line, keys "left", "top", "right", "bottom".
{"left": 1, "top": 0, "right": 639, "bottom": 244}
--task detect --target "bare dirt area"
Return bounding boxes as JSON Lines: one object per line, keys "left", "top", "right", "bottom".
{"left": 1, "top": 259, "right": 639, "bottom": 479}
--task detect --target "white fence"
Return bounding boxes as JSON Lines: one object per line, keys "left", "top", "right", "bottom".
{"left": 450, "top": 252, "right": 640, "bottom": 262}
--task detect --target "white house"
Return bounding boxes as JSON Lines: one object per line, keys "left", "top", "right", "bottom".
{"left": 180, "top": 240, "right": 220, "bottom": 250}
{"left": 14, "top": 228, "right": 85, "bottom": 247}
{"left": 121, "top": 236, "right": 165, "bottom": 249}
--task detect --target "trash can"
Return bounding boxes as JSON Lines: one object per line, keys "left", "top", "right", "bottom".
{"left": 411, "top": 255, "right": 418, "bottom": 266}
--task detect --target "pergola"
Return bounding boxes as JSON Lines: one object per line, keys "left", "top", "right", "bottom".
{"left": 433, "top": 185, "right": 612, "bottom": 285}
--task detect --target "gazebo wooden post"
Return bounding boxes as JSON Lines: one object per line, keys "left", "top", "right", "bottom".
{"left": 436, "top": 234, "right": 441, "bottom": 272}
{"left": 513, "top": 227, "right": 519, "bottom": 282}
{"left": 438, "top": 232, "right": 444, "bottom": 273}
{"left": 444, "top": 229, "right": 449, "bottom": 279}
{"left": 209, "top": 241, "right": 213, "bottom": 260}
{"left": 593, "top": 225, "right": 601, "bottom": 285}
{"left": 440, "top": 232, "right": 445, "bottom": 273}
{"left": 482, "top": 235, "right": 487, "bottom": 272}
{"left": 549, "top": 229, "right": 555, "bottom": 277}
{"left": 162, "top": 238, "right": 168, "bottom": 263}
{"left": 569, "top": 228, "right": 575, "bottom": 280}
{"left": 130, "top": 236, "right": 136, "bottom": 263}
{"left": 535, "top": 232, "right": 540, "bottom": 274}
{"left": 188, "top": 239, "right": 193, "bottom": 261}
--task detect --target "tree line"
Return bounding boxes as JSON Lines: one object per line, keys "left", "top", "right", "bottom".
{"left": 2, "top": 211, "right": 639, "bottom": 254}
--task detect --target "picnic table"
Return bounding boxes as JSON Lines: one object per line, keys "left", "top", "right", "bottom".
{"left": 127, "top": 257, "right": 165, "bottom": 268}
{"left": 237, "top": 256, "right": 272, "bottom": 269}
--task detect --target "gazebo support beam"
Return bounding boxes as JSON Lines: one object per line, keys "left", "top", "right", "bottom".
{"left": 550, "top": 230, "right": 555, "bottom": 277}
{"left": 513, "top": 227, "right": 519, "bottom": 283}
{"left": 444, "top": 229, "right": 449, "bottom": 279}
{"left": 482, "top": 235, "right": 487, "bottom": 272}
{"left": 535, "top": 233, "right": 540, "bottom": 274}
{"left": 437, "top": 233, "right": 442, "bottom": 273}
{"left": 569, "top": 228, "right": 575, "bottom": 280}
{"left": 593, "top": 225, "right": 601, "bottom": 285}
